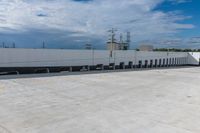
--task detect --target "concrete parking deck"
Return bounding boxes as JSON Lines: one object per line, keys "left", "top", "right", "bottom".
{"left": 0, "top": 67, "right": 200, "bottom": 133}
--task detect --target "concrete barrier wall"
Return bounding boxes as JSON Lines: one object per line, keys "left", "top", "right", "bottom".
{"left": 0, "top": 48, "right": 193, "bottom": 67}
{"left": 136, "top": 51, "right": 188, "bottom": 65}
{"left": 188, "top": 52, "right": 200, "bottom": 65}
{"left": 0, "top": 49, "right": 94, "bottom": 67}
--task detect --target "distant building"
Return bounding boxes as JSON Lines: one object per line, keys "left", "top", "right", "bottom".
{"left": 139, "top": 45, "right": 154, "bottom": 51}
{"left": 119, "top": 42, "right": 129, "bottom": 50}
{"left": 107, "top": 41, "right": 129, "bottom": 51}
{"left": 118, "top": 33, "right": 130, "bottom": 50}
{"left": 107, "top": 29, "right": 131, "bottom": 51}
{"left": 107, "top": 42, "right": 120, "bottom": 51}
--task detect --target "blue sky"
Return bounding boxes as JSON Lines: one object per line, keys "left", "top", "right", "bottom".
{"left": 0, "top": 0, "right": 199, "bottom": 49}
{"left": 156, "top": 0, "right": 200, "bottom": 36}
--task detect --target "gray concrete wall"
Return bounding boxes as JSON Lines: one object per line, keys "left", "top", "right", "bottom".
{"left": 188, "top": 52, "right": 200, "bottom": 65}
{"left": 0, "top": 48, "right": 193, "bottom": 67}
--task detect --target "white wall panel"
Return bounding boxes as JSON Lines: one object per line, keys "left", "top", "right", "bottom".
{"left": 0, "top": 48, "right": 195, "bottom": 67}
{"left": 188, "top": 52, "right": 200, "bottom": 65}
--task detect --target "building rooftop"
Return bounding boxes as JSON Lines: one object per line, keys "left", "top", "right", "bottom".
{"left": 0, "top": 67, "right": 200, "bottom": 133}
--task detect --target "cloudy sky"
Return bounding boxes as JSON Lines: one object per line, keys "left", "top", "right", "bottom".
{"left": 0, "top": 0, "right": 199, "bottom": 49}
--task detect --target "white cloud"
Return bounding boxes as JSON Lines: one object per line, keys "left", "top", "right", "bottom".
{"left": 169, "top": 0, "right": 192, "bottom": 4}
{"left": 0, "top": 0, "right": 194, "bottom": 43}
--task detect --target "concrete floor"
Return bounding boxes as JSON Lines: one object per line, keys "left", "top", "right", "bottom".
{"left": 0, "top": 67, "right": 200, "bottom": 133}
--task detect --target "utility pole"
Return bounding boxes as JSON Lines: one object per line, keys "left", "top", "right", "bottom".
{"left": 85, "top": 43, "right": 92, "bottom": 50}
{"left": 92, "top": 48, "right": 95, "bottom": 66}
{"left": 108, "top": 28, "right": 117, "bottom": 51}
{"left": 120, "top": 33, "right": 123, "bottom": 50}
{"left": 108, "top": 28, "right": 117, "bottom": 58}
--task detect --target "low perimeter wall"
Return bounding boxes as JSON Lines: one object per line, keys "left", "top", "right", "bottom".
{"left": 0, "top": 48, "right": 199, "bottom": 74}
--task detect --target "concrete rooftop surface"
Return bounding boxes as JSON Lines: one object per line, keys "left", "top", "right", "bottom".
{"left": 0, "top": 68, "right": 200, "bottom": 133}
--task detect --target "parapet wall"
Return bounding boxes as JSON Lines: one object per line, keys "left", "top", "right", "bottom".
{"left": 0, "top": 48, "right": 192, "bottom": 68}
